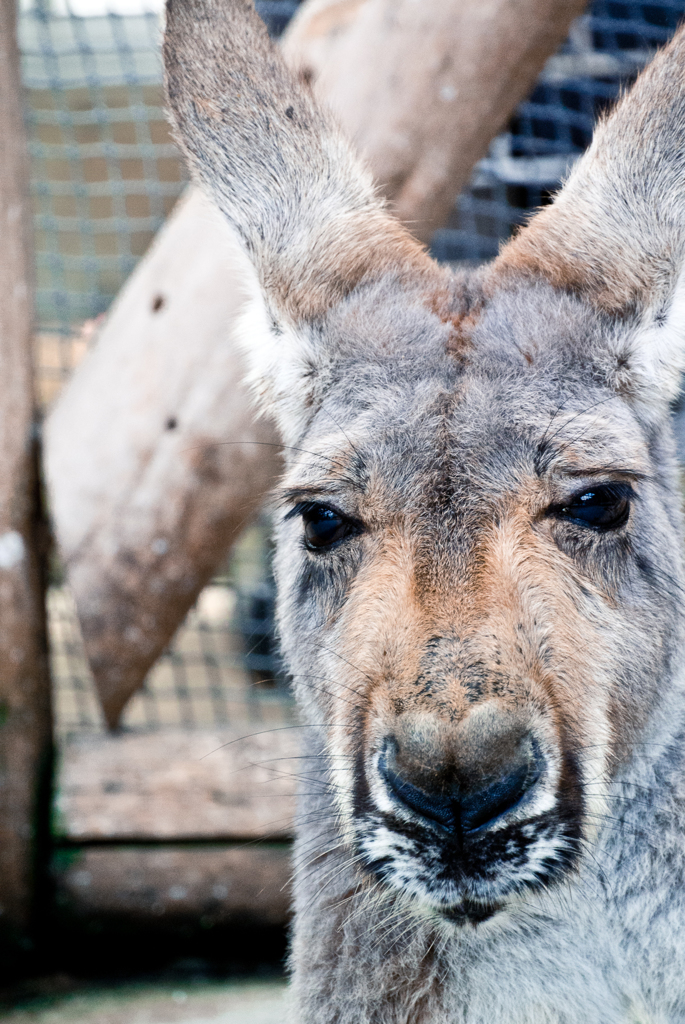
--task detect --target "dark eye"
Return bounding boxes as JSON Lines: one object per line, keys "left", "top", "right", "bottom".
{"left": 555, "top": 484, "right": 633, "bottom": 531}
{"left": 298, "top": 503, "right": 356, "bottom": 550}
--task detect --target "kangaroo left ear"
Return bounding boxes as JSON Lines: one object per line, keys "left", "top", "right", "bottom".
{"left": 486, "top": 25, "right": 685, "bottom": 406}
{"left": 164, "top": 0, "right": 447, "bottom": 445}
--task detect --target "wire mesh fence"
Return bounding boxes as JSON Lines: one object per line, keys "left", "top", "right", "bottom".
{"left": 21, "top": 0, "right": 685, "bottom": 738}
{"left": 21, "top": 0, "right": 302, "bottom": 404}
{"left": 17, "top": 0, "right": 300, "bottom": 737}
{"left": 50, "top": 582, "right": 297, "bottom": 739}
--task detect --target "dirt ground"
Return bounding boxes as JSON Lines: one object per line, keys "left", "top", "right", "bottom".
{"left": 0, "top": 980, "right": 288, "bottom": 1024}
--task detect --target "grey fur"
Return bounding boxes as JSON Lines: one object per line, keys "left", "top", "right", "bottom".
{"left": 164, "top": 5, "right": 685, "bottom": 1020}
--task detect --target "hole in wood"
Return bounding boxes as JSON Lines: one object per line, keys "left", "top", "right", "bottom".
{"left": 151, "top": 293, "right": 165, "bottom": 312}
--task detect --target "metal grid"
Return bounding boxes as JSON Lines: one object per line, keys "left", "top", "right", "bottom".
{"left": 50, "top": 585, "right": 297, "bottom": 737}
{"left": 21, "top": 9, "right": 178, "bottom": 328}
{"left": 22, "top": 0, "right": 685, "bottom": 334}
{"left": 17, "top": 0, "right": 299, "bottom": 735}
{"left": 23, "top": 0, "right": 685, "bottom": 734}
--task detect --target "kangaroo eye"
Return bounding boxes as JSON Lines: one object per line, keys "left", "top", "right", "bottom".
{"left": 555, "top": 484, "right": 632, "bottom": 531}
{"left": 300, "top": 504, "right": 355, "bottom": 550}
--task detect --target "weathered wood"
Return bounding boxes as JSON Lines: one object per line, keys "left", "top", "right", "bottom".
{"left": 56, "top": 727, "right": 299, "bottom": 841}
{"left": 0, "top": 0, "right": 52, "bottom": 953}
{"left": 44, "top": 189, "right": 282, "bottom": 729}
{"left": 54, "top": 844, "right": 292, "bottom": 927}
{"left": 283, "top": 0, "right": 590, "bottom": 243}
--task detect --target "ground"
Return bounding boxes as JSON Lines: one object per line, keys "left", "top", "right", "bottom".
{"left": 1, "top": 979, "right": 288, "bottom": 1024}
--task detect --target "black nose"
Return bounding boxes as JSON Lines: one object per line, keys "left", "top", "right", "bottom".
{"left": 379, "top": 735, "right": 541, "bottom": 836}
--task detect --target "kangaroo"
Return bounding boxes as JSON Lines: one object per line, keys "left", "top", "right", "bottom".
{"left": 164, "top": 2, "right": 685, "bottom": 1020}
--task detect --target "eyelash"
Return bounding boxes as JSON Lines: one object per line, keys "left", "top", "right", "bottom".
{"left": 548, "top": 483, "right": 634, "bottom": 531}
{"left": 285, "top": 502, "right": 360, "bottom": 552}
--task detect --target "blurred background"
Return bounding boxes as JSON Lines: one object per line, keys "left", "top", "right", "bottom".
{"left": 3, "top": 0, "right": 685, "bottom": 1019}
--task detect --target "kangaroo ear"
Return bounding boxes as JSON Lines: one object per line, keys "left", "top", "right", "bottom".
{"left": 163, "top": 0, "right": 437, "bottom": 443}
{"left": 489, "top": 27, "right": 685, "bottom": 404}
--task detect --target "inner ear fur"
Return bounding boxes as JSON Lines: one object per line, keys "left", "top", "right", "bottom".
{"left": 163, "top": 0, "right": 465, "bottom": 445}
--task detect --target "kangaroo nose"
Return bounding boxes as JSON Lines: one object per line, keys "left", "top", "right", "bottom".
{"left": 379, "top": 721, "right": 542, "bottom": 836}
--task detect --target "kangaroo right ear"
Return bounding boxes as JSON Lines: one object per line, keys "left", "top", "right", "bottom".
{"left": 163, "top": 0, "right": 437, "bottom": 444}
{"left": 488, "top": 26, "right": 685, "bottom": 406}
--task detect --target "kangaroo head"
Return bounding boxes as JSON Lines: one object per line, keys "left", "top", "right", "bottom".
{"left": 165, "top": 0, "right": 685, "bottom": 925}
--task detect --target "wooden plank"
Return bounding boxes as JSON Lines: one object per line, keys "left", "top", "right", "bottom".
{"left": 53, "top": 844, "right": 292, "bottom": 927}
{"left": 56, "top": 728, "right": 300, "bottom": 841}
{"left": 0, "top": 0, "right": 52, "bottom": 952}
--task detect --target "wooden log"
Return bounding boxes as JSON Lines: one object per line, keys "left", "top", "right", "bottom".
{"left": 283, "top": 0, "right": 590, "bottom": 243}
{"left": 280, "top": 0, "right": 364, "bottom": 81}
{"left": 47, "top": 0, "right": 588, "bottom": 727}
{"left": 53, "top": 725, "right": 300, "bottom": 934}
{"left": 53, "top": 844, "right": 292, "bottom": 928}
{"left": 44, "top": 189, "right": 282, "bottom": 729}
{"left": 55, "top": 727, "right": 299, "bottom": 842}
{"left": 0, "top": 0, "right": 52, "bottom": 957}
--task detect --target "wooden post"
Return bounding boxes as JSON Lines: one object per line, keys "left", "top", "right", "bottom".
{"left": 283, "top": 0, "right": 590, "bottom": 243}
{"left": 0, "top": 0, "right": 52, "bottom": 965}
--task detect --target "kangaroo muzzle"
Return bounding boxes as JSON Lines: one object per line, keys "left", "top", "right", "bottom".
{"left": 378, "top": 714, "right": 544, "bottom": 839}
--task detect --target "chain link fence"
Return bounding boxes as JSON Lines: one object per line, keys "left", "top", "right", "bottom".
{"left": 21, "top": 0, "right": 302, "bottom": 406}
{"left": 18, "top": 0, "right": 299, "bottom": 737}
{"left": 21, "top": 0, "right": 685, "bottom": 738}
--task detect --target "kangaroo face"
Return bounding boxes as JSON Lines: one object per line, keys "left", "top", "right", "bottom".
{"left": 164, "top": 0, "right": 685, "bottom": 931}
{"left": 274, "top": 284, "right": 683, "bottom": 923}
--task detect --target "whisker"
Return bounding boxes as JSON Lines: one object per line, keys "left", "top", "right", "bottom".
{"left": 199, "top": 722, "right": 348, "bottom": 760}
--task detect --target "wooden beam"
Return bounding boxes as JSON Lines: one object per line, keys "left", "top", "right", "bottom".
{"left": 283, "top": 0, "right": 589, "bottom": 242}
{"left": 45, "top": 189, "right": 281, "bottom": 729}
{"left": 53, "top": 844, "right": 292, "bottom": 928}
{"left": 56, "top": 727, "right": 299, "bottom": 842}
{"left": 0, "top": 0, "right": 52, "bottom": 958}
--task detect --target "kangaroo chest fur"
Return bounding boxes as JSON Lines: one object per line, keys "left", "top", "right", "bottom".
{"left": 163, "top": 3, "right": 685, "bottom": 1020}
